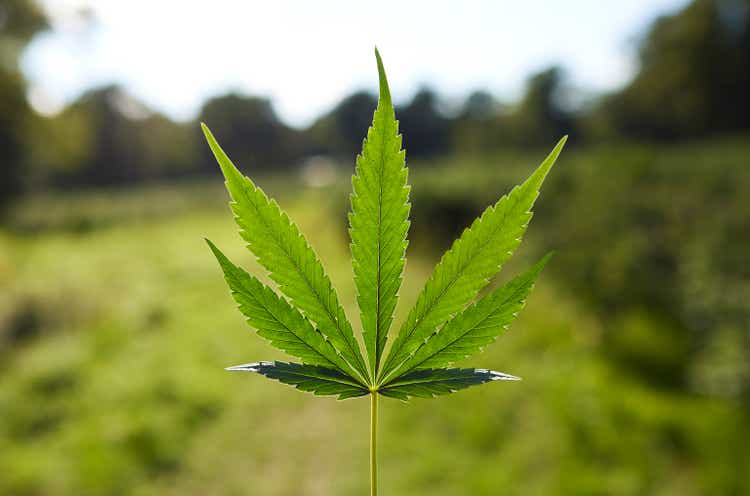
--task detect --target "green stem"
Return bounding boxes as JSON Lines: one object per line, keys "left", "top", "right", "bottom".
{"left": 370, "top": 391, "right": 378, "bottom": 496}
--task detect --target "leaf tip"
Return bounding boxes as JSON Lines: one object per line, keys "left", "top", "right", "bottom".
{"left": 204, "top": 237, "right": 219, "bottom": 254}
{"left": 204, "top": 239, "right": 232, "bottom": 270}
{"left": 549, "top": 135, "right": 567, "bottom": 160}
{"left": 538, "top": 251, "right": 555, "bottom": 268}
{"left": 200, "top": 122, "right": 214, "bottom": 143}
{"left": 226, "top": 362, "right": 264, "bottom": 372}
{"left": 488, "top": 371, "right": 521, "bottom": 381}
{"left": 200, "top": 122, "right": 245, "bottom": 186}
{"left": 374, "top": 46, "right": 392, "bottom": 108}
{"left": 529, "top": 136, "right": 567, "bottom": 187}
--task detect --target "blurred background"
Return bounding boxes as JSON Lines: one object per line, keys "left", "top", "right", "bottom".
{"left": 1, "top": 0, "right": 749, "bottom": 494}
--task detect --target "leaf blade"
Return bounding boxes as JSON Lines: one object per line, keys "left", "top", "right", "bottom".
{"left": 227, "top": 361, "right": 369, "bottom": 400}
{"left": 206, "top": 239, "right": 363, "bottom": 383}
{"left": 202, "top": 124, "right": 370, "bottom": 384}
{"left": 379, "top": 138, "right": 566, "bottom": 380}
{"left": 349, "top": 48, "right": 411, "bottom": 378}
{"left": 379, "top": 367, "right": 520, "bottom": 400}
{"left": 388, "top": 254, "right": 551, "bottom": 380}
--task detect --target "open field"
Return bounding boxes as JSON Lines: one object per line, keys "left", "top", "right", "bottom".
{"left": 2, "top": 140, "right": 749, "bottom": 495}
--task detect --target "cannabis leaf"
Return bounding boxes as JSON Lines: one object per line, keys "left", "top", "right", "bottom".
{"left": 203, "top": 46, "right": 565, "bottom": 496}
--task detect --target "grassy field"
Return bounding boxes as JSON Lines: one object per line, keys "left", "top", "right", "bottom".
{"left": 1, "top": 155, "right": 748, "bottom": 494}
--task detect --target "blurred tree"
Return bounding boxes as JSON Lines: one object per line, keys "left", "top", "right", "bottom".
{"left": 31, "top": 86, "right": 198, "bottom": 187}
{"left": 451, "top": 90, "right": 511, "bottom": 153}
{"left": 602, "top": 0, "right": 750, "bottom": 140}
{"left": 308, "top": 90, "right": 377, "bottom": 158}
{"left": 460, "top": 90, "right": 497, "bottom": 121}
{"left": 509, "top": 66, "right": 577, "bottom": 147}
{"left": 397, "top": 87, "right": 451, "bottom": 158}
{"left": 198, "top": 93, "right": 304, "bottom": 173}
{"left": 0, "top": 0, "right": 46, "bottom": 211}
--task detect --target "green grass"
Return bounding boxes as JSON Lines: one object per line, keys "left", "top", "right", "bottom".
{"left": 1, "top": 169, "right": 748, "bottom": 494}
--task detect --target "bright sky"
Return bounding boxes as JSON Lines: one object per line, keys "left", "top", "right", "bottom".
{"left": 22, "top": 0, "right": 690, "bottom": 127}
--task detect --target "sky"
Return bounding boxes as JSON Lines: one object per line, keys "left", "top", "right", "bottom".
{"left": 22, "top": 0, "right": 691, "bottom": 127}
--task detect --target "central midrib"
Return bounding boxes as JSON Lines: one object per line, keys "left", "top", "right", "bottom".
{"left": 373, "top": 105, "right": 390, "bottom": 376}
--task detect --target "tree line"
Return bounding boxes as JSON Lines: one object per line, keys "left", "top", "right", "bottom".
{"left": 1, "top": 0, "right": 749, "bottom": 208}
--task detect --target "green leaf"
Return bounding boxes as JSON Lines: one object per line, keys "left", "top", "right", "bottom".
{"left": 384, "top": 254, "right": 551, "bottom": 381}
{"left": 226, "top": 361, "right": 369, "bottom": 400}
{"left": 349, "top": 48, "right": 411, "bottom": 378}
{"left": 206, "top": 239, "right": 363, "bottom": 383}
{"left": 379, "top": 367, "right": 520, "bottom": 400}
{"left": 202, "top": 123, "right": 370, "bottom": 384}
{"left": 379, "top": 138, "right": 566, "bottom": 381}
